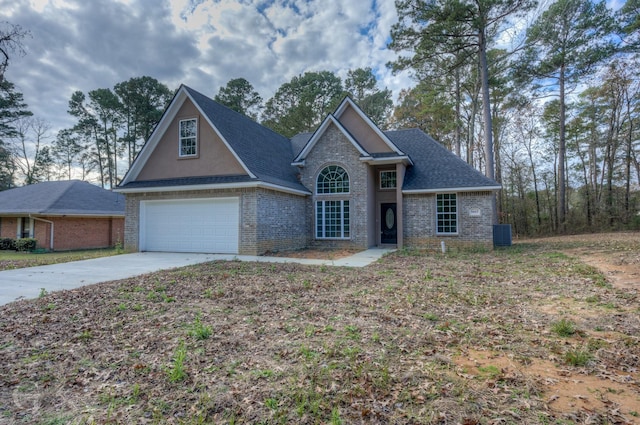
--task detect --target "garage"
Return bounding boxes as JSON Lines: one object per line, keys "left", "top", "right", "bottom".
{"left": 140, "top": 198, "right": 239, "bottom": 253}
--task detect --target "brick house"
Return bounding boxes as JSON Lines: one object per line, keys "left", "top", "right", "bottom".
{"left": 0, "top": 180, "right": 125, "bottom": 251}
{"left": 116, "top": 85, "right": 500, "bottom": 255}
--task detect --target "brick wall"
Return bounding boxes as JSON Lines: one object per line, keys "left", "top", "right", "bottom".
{"left": 0, "top": 216, "right": 123, "bottom": 251}
{"left": 124, "top": 187, "right": 308, "bottom": 255}
{"left": 404, "top": 191, "right": 494, "bottom": 249}
{"left": 298, "top": 124, "right": 370, "bottom": 250}
{"left": 255, "top": 188, "right": 308, "bottom": 254}
{"left": 0, "top": 217, "right": 17, "bottom": 239}
{"left": 45, "top": 217, "right": 123, "bottom": 251}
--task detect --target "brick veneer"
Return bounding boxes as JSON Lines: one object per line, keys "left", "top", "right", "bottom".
{"left": 0, "top": 216, "right": 123, "bottom": 251}
{"left": 124, "top": 187, "right": 307, "bottom": 255}
{"left": 298, "top": 124, "right": 370, "bottom": 250}
{"left": 403, "top": 191, "right": 494, "bottom": 249}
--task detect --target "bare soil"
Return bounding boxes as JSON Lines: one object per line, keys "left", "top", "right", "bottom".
{"left": 0, "top": 232, "right": 638, "bottom": 424}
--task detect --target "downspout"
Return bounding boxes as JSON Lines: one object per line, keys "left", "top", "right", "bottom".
{"left": 30, "top": 215, "right": 54, "bottom": 250}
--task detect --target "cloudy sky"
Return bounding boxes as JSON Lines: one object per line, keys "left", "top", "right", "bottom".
{"left": 2, "top": 0, "right": 413, "bottom": 135}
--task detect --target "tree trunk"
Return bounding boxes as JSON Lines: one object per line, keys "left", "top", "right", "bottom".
{"left": 557, "top": 64, "right": 566, "bottom": 232}
{"left": 478, "top": 28, "right": 497, "bottom": 225}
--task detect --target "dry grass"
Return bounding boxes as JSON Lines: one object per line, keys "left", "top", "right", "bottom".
{"left": 0, "top": 233, "right": 638, "bottom": 424}
{"left": 0, "top": 248, "right": 121, "bottom": 271}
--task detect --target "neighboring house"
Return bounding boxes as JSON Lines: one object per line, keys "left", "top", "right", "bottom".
{"left": 0, "top": 180, "right": 125, "bottom": 251}
{"left": 116, "top": 85, "right": 500, "bottom": 255}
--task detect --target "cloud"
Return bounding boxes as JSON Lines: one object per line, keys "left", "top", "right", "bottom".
{"left": 2, "top": 0, "right": 413, "bottom": 136}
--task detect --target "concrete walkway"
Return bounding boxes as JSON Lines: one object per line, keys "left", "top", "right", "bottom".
{"left": 0, "top": 248, "right": 393, "bottom": 306}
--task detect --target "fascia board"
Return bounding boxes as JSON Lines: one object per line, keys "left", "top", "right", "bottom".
{"left": 120, "top": 87, "right": 188, "bottom": 185}
{"left": 402, "top": 185, "right": 502, "bottom": 194}
{"left": 114, "top": 181, "right": 310, "bottom": 197}
{"left": 293, "top": 114, "right": 368, "bottom": 162}
{"left": 182, "top": 90, "right": 256, "bottom": 179}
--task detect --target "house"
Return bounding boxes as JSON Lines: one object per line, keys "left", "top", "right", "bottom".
{"left": 0, "top": 180, "right": 125, "bottom": 251}
{"left": 116, "top": 85, "right": 500, "bottom": 255}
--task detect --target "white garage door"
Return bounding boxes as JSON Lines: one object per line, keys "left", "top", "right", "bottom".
{"left": 140, "top": 198, "right": 239, "bottom": 253}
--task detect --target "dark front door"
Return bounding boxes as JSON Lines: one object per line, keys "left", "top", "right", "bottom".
{"left": 380, "top": 203, "right": 397, "bottom": 244}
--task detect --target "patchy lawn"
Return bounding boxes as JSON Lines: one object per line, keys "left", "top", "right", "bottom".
{"left": 0, "top": 233, "right": 638, "bottom": 424}
{"left": 0, "top": 249, "right": 122, "bottom": 271}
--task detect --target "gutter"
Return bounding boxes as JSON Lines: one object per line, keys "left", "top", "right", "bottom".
{"left": 30, "top": 215, "right": 54, "bottom": 250}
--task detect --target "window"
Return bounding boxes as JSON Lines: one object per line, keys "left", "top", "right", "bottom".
{"left": 316, "top": 165, "right": 349, "bottom": 194}
{"left": 380, "top": 170, "right": 396, "bottom": 189}
{"left": 436, "top": 193, "right": 457, "bottom": 234}
{"left": 19, "top": 217, "right": 33, "bottom": 238}
{"left": 316, "top": 165, "right": 350, "bottom": 239}
{"left": 316, "top": 200, "right": 350, "bottom": 239}
{"left": 179, "top": 118, "right": 197, "bottom": 157}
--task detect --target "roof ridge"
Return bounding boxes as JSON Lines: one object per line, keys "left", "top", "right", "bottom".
{"left": 41, "top": 180, "right": 78, "bottom": 211}
{"left": 184, "top": 85, "right": 288, "bottom": 142}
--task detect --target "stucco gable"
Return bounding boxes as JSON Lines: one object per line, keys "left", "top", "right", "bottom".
{"left": 119, "top": 85, "right": 307, "bottom": 194}
{"left": 135, "top": 98, "right": 247, "bottom": 181}
{"left": 333, "top": 97, "right": 401, "bottom": 155}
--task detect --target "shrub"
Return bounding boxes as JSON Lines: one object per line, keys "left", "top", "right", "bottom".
{"left": 0, "top": 238, "right": 16, "bottom": 250}
{"left": 15, "top": 238, "right": 37, "bottom": 252}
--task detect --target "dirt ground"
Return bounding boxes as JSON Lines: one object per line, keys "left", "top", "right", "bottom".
{"left": 456, "top": 232, "right": 640, "bottom": 422}
{"left": 0, "top": 232, "right": 638, "bottom": 424}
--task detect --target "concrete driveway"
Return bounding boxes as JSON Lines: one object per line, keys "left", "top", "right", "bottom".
{"left": 0, "top": 249, "right": 392, "bottom": 306}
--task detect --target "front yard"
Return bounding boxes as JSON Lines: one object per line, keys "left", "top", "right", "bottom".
{"left": 0, "top": 248, "right": 121, "bottom": 271}
{"left": 0, "top": 233, "right": 638, "bottom": 424}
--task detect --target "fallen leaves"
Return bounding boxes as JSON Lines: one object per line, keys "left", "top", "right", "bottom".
{"left": 0, "top": 234, "right": 639, "bottom": 423}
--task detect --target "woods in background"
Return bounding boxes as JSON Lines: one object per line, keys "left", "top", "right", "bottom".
{"left": 1, "top": 0, "right": 639, "bottom": 236}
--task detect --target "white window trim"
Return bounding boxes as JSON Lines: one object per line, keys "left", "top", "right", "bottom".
{"left": 17, "top": 217, "right": 34, "bottom": 239}
{"left": 178, "top": 118, "right": 198, "bottom": 157}
{"left": 436, "top": 193, "right": 459, "bottom": 235}
{"left": 379, "top": 170, "right": 397, "bottom": 190}
{"left": 316, "top": 165, "right": 350, "bottom": 195}
{"left": 315, "top": 199, "right": 350, "bottom": 239}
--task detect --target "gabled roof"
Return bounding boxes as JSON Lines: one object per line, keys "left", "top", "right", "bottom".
{"left": 119, "top": 85, "right": 309, "bottom": 194}
{"left": 0, "top": 180, "right": 125, "bottom": 216}
{"left": 333, "top": 97, "right": 404, "bottom": 155}
{"left": 387, "top": 129, "right": 501, "bottom": 192}
{"left": 292, "top": 114, "right": 369, "bottom": 165}
{"left": 293, "top": 96, "right": 405, "bottom": 165}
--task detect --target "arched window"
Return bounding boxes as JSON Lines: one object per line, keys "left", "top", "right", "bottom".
{"left": 316, "top": 165, "right": 349, "bottom": 194}
{"left": 316, "top": 165, "right": 350, "bottom": 239}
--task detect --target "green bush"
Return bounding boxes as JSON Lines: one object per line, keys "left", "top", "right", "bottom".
{"left": 0, "top": 238, "right": 16, "bottom": 250}
{"left": 15, "top": 238, "right": 37, "bottom": 252}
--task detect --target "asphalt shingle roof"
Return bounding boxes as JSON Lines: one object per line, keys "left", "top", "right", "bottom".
{"left": 124, "top": 86, "right": 497, "bottom": 194}
{"left": 0, "top": 180, "right": 125, "bottom": 216}
{"left": 184, "top": 86, "right": 309, "bottom": 193}
{"left": 386, "top": 129, "right": 500, "bottom": 191}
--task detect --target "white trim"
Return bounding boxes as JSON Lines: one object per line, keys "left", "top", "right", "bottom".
{"left": 293, "top": 115, "right": 368, "bottom": 163}
{"left": 403, "top": 186, "right": 502, "bottom": 194}
{"left": 114, "top": 181, "right": 310, "bottom": 197}
{"left": 182, "top": 89, "right": 256, "bottom": 179}
{"left": 178, "top": 117, "right": 198, "bottom": 157}
{"left": 315, "top": 199, "right": 350, "bottom": 240}
{"left": 333, "top": 97, "right": 405, "bottom": 156}
{"left": 316, "top": 165, "right": 350, "bottom": 195}
{"left": 361, "top": 156, "right": 413, "bottom": 166}
{"left": 435, "top": 193, "right": 458, "bottom": 235}
{"left": 120, "top": 86, "right": 256, "bottom": 186}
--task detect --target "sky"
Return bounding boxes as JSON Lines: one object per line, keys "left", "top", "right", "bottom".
{"left": 1, "top": 0, "right": 413, "bottom": 136}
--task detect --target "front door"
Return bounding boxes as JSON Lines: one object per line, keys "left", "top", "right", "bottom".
{"left": 380, "top": 203, "right": 397, "bottom": 244}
